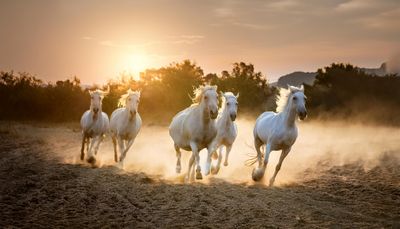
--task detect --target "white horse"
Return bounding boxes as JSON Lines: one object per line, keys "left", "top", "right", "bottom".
{"left": 206, "top": 92, "right": 239, "bottom": 175}
{"left": 110, "top": 89, "right": 142, "bottom": 169}
{"left": 169, "top": 85, "right": 219, "bottom": 181}
{"left": 80, "top": 88, "right": 110, "bottom": 164}
{"left": 250, "top": 85, "right": 307, "bottom": 186}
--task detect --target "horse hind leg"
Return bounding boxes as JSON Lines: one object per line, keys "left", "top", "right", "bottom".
{"left": 174, "top": 144, "right": 182, "bottom": 173}
{"left": 252, "top": 141, "right": 271, "bottom": 182}
{"left": 269, "top": 148, "right": 290, "bottom": 186}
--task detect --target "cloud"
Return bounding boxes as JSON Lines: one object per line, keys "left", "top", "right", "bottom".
{"left": 98, "top": 35, "right": 204, "bottom": 49}
{"left": 81, "top": 36, "right": 93, "bottom": 40}
{"left": 232, "top": 22, "right": 274, "bottom": 31}
{"left": 214, "top": 7, "right": 234, "bottom": 18}
{"left": 265, "top": 0, "right": 299, "bottom": 11}
{"left": 356, "top": 7, "right": 400, "bottom": 29}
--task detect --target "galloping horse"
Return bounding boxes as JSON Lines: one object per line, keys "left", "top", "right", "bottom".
{"left": 205, "top": 92, "right": 239, "bottom": 175}
{"left": 80, "top": 88, "right": 110, "bottom": 165}
{"left": 110, "top": 89, "right": 142, "bottom": 169}
{"left": 251, "top": 85, "right": 307, "bottom": 186}
{"left": 169, "top": 85, "right": 219, "bottom": 181}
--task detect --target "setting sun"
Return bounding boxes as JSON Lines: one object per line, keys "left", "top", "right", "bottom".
{"left": 118, "top": 53, "right": 151, "bottom": 80}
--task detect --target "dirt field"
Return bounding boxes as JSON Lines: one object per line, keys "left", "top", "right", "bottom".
{"left": 0, "top": 121, "right": 399, "bottom": 228}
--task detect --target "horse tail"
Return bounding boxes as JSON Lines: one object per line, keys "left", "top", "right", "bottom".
{"left": 244, "top": 142, "right": 264, "bottom": 166}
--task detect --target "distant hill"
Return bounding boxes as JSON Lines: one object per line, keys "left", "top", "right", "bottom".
{"left": 277, "top": 71, "right": 317, "bottom": 88}
{"left": 275, "top": 62, "right": 398, "bottom": 88}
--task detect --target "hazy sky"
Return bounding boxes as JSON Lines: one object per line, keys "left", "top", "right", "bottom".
{"left": 1, "top": 0, "right": 399, "bottom": 83}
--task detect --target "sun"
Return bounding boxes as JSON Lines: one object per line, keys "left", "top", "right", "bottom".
{"left": 120, "top": 53, "right": 150, "bottom": 80}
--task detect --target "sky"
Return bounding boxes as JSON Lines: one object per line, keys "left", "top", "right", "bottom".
{"left": 0, "top": 0, "right": 399, "bottom": 84}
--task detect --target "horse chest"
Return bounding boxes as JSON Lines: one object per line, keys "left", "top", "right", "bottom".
{"left": 272, "top": 131, "right": 297, "bottom": 150}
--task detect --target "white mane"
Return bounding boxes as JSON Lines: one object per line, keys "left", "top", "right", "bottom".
{"left": 276, "top": 86, "right": 303, "bottom": 113}
{"left": 118, "top": 89, "right": 140, "bottom": 107}
{"left": 191, "top": 85, "right": 218, "bottom": 105}
{"left": 89, "top": 88, "right": 109, "bottom": 98}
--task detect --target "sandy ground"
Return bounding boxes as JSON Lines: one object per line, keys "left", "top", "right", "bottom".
{"left": 0, "top": 121, "right": 399, "bottom": 228}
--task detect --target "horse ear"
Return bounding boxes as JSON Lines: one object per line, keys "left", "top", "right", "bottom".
{"left": 235, "top": 92, "right": 239, "bottom": 99}
{"left": 219, "top": 91, "right": 224, "bottom": 98}
{"left": 288, "top": 85, "right": 296, "bottom": 93}
{"left": 300, "top": 85, "right": 304, "bottom": 91}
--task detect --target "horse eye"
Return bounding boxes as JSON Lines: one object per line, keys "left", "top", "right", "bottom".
{"left": 227, "top": 102, "right": 230, "bottom": 106}
{"left": 204, "top": 96, "right": 208, "bottom": 100}
{"left": 235, "top": 102, "right": 238, "bottom": 105}
{"left": 128, "top": 98, "right": 131, "bottom": 101}
{"left": 293, "top": 97, "right": 297, "bottom": 101}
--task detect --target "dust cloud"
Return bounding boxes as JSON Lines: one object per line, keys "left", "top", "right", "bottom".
{"left": 56, "top": 118, "right": 400, "bottom": 186}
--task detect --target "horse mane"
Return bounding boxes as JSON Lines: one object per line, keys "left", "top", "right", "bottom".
{"left": 219, "top": 92, "right": 236, "bottom": 113}
{"left": 276, "top": 86, "right": 303, "bottom": 113}
{"left": 89, "top": 87, "right": 110, "bottom": 98}
{"left": 191, "top": 85, "right": 218, "bottom": 105}
{"left": 118, "top": 89, "right": 140, "bottom": 107}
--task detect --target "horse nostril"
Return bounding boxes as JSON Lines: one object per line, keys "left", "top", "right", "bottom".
{"left": 93, "top": 108, "right": 99, "bottom": 113}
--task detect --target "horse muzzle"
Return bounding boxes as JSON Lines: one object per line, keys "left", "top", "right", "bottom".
{"left": 230, "top": 114, "right": 237, "bottom": 121}
{"left": 93, "top": 108, "right": 99, "bottom": 114}
{"left": 210, "top": 110, "right": 218, "bottom": 119}
{"left": 299, "top": 111, "right": 307, "bottom": 120}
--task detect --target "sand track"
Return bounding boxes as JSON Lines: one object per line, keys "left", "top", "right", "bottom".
{"left": 0, "top": 123, "right": 399, "bottom": 228}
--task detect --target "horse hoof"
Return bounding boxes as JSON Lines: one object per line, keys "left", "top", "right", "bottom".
{"left": 114, "top": 156, "right": 118, "bottom": 162}
{"left": 211, "top": 165, "right": 220, "bottom": 175}
{"left": 117, "top": 162, "right": 124, "bottom": 169}
{"left": 87, "top": 156, "right": 96, "bottom": 165}
{"left": 269, "top": 179, "right": 275, "bottom": 187}
{"left": 211, "top": 152, "right": 218, "bottom": 160}
{"left": 80, "top": 153, "right": 84, "bottom": 161}
{"left": 252, "top": 168, "right": 264, "bottom": 182}
{"left": 223, "top": 162, "right": 228, "bottom": 167}
{"left": 196, "top": 172, "right": 203, "bottom": 180}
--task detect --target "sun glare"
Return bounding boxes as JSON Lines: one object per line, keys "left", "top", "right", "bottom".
{"left": 119, "top": 53, "right": 150, "bottom": 80}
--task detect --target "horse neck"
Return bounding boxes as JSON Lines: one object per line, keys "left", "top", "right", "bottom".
{"left": 198, "top": 101, "right": 211, "bottom": 125}
{"left": 220, "top": 107, "right": 232, "bottom": 127}
{"left": 281, "top": 100, "right": 297, "bottom": 128}
{"left": 123, "top": 107, "right": 136, "bottom": 123}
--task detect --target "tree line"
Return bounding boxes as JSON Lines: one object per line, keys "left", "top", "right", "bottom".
{"left": 0, "top": 60, "right": 275, "bottom": 123}
{"left": 1, "top": 61, "right": 399, "bottom": 125}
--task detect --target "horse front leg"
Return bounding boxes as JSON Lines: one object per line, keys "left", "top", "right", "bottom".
{"left": 211, "top": 146, "right": 223, "bottom": 175}
{"left": 252, "top": 143, "right": 271, "bottom": 182}
{"left": 204, "top": 141, "right": 217, "bottom": 175}
{"left": 269, "top": 147, "right": 291, "bottom": 186}
{"left": 186, "top": 153, "right": 195, "bottom": 182}
{"left": 190, "top": 141, "right": 202, "bottom": 180}
{"left": 87, "top": 136, "right": 98, "bottom": 164}
{"left": 120, "top": 138, "right": 135, "bottom": 164}
{"left": 112, "top": 134, "right": 118, "bottom": 162}
{"left": 80, "top": 134, "right": 87, "bottom": 161}
{"left": 116, "top": 137, "right": 125, "bottom": 168}
{"left": 93, "top": 134, "right": 105, "bottom": 156}
{"left": 174, "top": 144, "right": 182, "bottom": 173}
{"left": 223, "top": 144, "right": 232, "bottom": 166}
